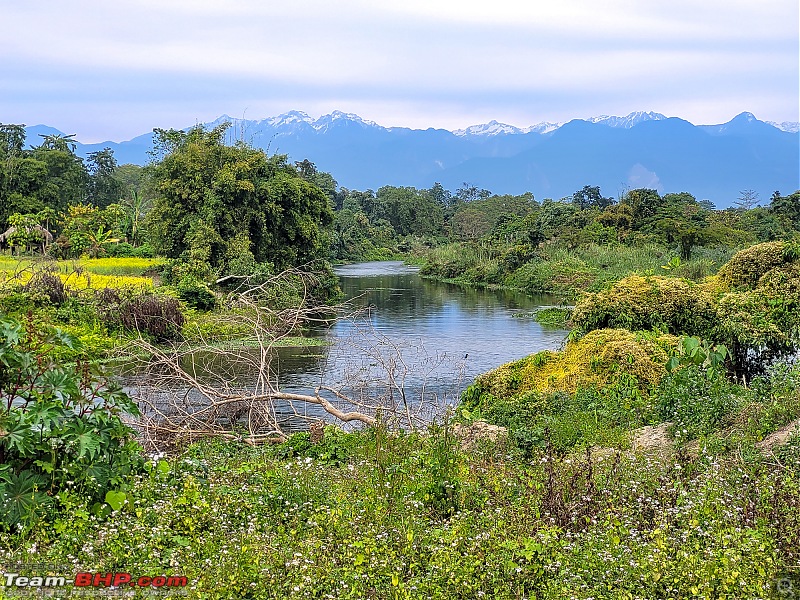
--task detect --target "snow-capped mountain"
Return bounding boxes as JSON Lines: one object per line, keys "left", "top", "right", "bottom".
{"left": 452, "top": 111, "right": 668, "bottom": 136}
{"left": 25, "top": 110, "right": 799, "bottom": 207}
{"left": 586, "top": 111, "right": 669, "bottom": 128}
{"left": 453, "top": 120, "right": 525, "bottom": 136}
{"left": 523, "top": 122, "right": 563, "bottom": 134}
{"left": 767, "top": 120, "right": 800, "bottom": 133}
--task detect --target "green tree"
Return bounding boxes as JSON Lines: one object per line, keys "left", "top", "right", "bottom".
{"left": 620, "top": 188, "right": 661, "bottom": 230}
{"left": 57, "top": 204, "right": 122, "bottom": 257}
{"left": 770, "top": 190, "right": 800, "bottom": 232}
{"left": 28, "top": 138, "right": 87, "bottom": 214}
{"left": 374, "top": 186, "right": 444, "bottom": 237}
{"left": 455, "top": 182, "right": 491, "bottom": 203}
{"left": 571, "top": 185, "right": 614, "bottom": 210}
{"left": 86, "top": 148, "right": 124, "bottom": 208}
{"left": 147, "top": 124, "right": 333, "bottom": 274}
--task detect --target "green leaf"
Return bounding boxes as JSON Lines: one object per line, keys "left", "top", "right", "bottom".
{"left": 51, "top": 328, "right": 81, "bottom": 351}
{"left": 0, "top": 470, "right": 52, "bottom": 527}
{"left": 104, "top": 490, "right": 126, "bottom": 511}
{"left": 91, "top": 502, "right": 112, "bottom": 519}
{"left": 33, "top": 460, "right": 55, "bottom": 474}
{"left": 1, "top": 419, "right": 32, "bottom": 455}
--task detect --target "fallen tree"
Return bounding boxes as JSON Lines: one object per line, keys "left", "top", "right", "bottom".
{"left": 123, "top": 271, "right": 465, "bottom": 450}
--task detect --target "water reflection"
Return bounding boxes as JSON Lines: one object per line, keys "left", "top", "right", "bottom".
{"left": 321, "top": 261, "right": 568, "bottom": 384}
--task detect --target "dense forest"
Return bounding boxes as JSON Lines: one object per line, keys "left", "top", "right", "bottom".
{"left": 2, "top": 121, "right": 800, "bottom": 598}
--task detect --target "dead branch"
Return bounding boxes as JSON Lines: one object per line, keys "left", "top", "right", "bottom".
{"left": 120, "top": 268, "right": 467, "bottom": 452}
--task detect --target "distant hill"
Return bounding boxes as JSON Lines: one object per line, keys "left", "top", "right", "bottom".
{"left": 23, "top": 111, "right": 799, "bottom": 208}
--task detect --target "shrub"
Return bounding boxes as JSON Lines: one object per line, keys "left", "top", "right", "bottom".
{"left": 176, "top": 277, "right": 217, "bottom": 311}
{"left": 472, "top": 328, "right": 676, "bottom": 402}
{"left": 656, "top": 365, "right": 745, "bottom": 441}
{"left": 104, "top": 242, "right": 155, "bottom": 258}
{"left": 273, "top": 427, "right": 359, "bottom": 466}
{"left": 0, "top": 315, "right": 143, "bottom": 529}
{"left": 716, "top": 241, "right": 787, "bottom": 290}
{"left": 159, "top": 257, "right": 213, "bottom": 286}
{"left": 101, "top": 292, "right": 185, "bottom": 341}
{"left": 572, "top": 275, "right": 718, "bottom": 337}
{"left": 22, "top": 272, "right": 67, "bottom": 305}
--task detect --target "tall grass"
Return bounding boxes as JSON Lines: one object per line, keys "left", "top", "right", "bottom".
{"left": 421, "top": 241, "right": 733, "bottom": 297}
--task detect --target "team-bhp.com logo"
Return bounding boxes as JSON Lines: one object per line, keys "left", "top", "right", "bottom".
{"left": 3, "top": 571, "right": 188, "bottom": 590}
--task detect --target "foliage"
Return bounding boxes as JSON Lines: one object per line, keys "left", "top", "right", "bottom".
{"left": 175, "top": 277, "right": 217, "bottom": 311}
{"left": 469, "top": 328, "right": 675, "bottom": 403}
{"left": 0, "top": 315, "right": 143, "bottom": 530}
{"left": 102, "top": 292, "right": 185, "bottom": 341}
{"left": 22, "top": 271, "right": 67, "bottom": 305}
{"left": 56, "top": 203, "right": 124, "bottom": 258}
{"left": 572, "top": 275, "right": 719, "bottom": 337}
{"left": 656, "top": 365, "right": 745, "bottom": 441}
{"left": 570, "top": 242, "right": 800, "bottom": 378}
{"left": 531, "top": 307, "right": 572, "bottom": 328}
{"left": 85, "top": 148, "right": 124, "bottom": 208}
{"left": 147, "top": 124, "right": 333, "bottom": 276}
{"left": 421, "top": 240, "right": 727, "bottom": 299}
{"left": 665, "top": 335, "right": 729, "bottom": 375}
{"left": 272, "top": 427, "right": 361, "bottom": 466}
{"left": 5, "top": 425, "right": 798, "bottom": 598}
{"left": 716, "top": 240, "right": 788, "bottom": 289}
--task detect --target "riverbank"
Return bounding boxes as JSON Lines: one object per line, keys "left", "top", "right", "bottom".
{"left": 0, "top": 256, "right": 333, "bottom": 362}
{"left": 3, "top": 246, "right": 800, "bottom": 597}
{"left": 418, "top": 241, "right": 735, "bottom": 299}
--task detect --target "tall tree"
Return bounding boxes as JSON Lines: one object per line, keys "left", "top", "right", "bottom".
{"left": 770, "top": 191, "right": 800, "bottom": 232}
{"left": 147, "top": 124, "right": 333, "bottom": 274}
{"left": 86, "top": 148, "right": 124, "bottom": 208}
{"left": 571, "top": 185, "right": 614, "bottom": 210}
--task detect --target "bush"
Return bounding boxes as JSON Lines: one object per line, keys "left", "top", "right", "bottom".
{"left": 176, "top": 277, "right": 217, "bottom": 311}
{"left": 100, "top": 242, "right": 154, "bottom": 258}
{"left": 473, "top": 328, "right": 676, "bottom": 402}
{"left": 22, "top": 272, "right": 67, "bottom": 305}
{"left": 0, "top": 315, "right": 143, "bottom": 529}
{"left": 159, "top": 257, "right": 213, "bottom": 286}
{"left": 572, "top": 275, "right": 718, "bottom": 337}
{"left": 273, "top": 427, "right": 359, "bottom": 466}
{"left": 717, "top": 241, "right": 787, "bottom": 290}
{"left": 656, "top": 365, "right": 745, "bottom": 441}
{"left": 100, "top": 292, "right": 185, "bottom": 341}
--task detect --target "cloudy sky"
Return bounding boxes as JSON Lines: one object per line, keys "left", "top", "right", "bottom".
{"left": 2, "top": 0, "right": 797, "bottom": 142}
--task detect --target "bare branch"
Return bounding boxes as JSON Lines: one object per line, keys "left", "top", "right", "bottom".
{"left": 120, "top": 268, "right": 465, "bottom": 451}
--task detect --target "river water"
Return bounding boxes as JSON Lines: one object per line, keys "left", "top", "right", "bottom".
{"left": 271, "top": 261, "right": 568, "bottom": 413}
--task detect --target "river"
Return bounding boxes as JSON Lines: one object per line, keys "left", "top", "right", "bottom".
{"left": 271, "top": 261, "right": 569, "bottom": 416}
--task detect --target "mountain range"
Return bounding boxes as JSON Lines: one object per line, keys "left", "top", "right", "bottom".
{"left": 23, "top": 111, "right": 800, "bottom": 208}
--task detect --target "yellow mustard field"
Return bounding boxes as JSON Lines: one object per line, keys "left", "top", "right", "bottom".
{"left": 0, "top": 256, "right": 159, "bottom": 291}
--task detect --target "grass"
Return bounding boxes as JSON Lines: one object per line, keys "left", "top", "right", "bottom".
{"left": 1, "top": 424, "right": 796, "bottom": 599}
{"left": 421, "top": 242, "right": 736, "bottom": 298}
{"left": 2, "top": 245, "right": 799, "bottom": 598}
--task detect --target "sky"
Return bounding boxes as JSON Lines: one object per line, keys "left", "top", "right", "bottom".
{"left": 1, "top": 0, "right": 798, "bottom": 143}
